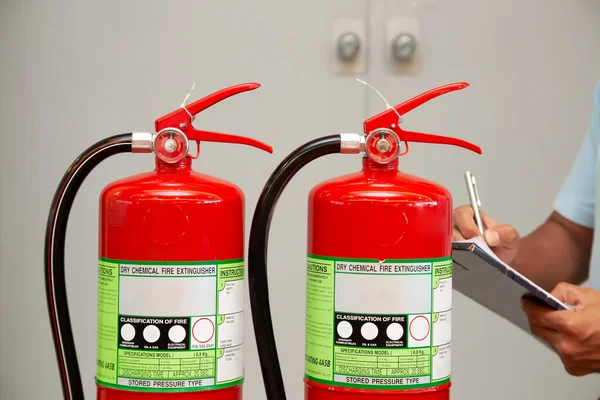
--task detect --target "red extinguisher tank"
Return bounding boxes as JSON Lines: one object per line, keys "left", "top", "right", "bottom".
{"left": 246, "top": 82, "right": 481, "bottom": 400}
{"left": 97, "top": 157, "right": 248, "bottom": 400}
{"left": 305, "top": 156, "right": 453, "bottom": 400}
{"left": 61, "top": 83, "right": 272, "bottom": 400}
{"left": 303, "top": 84, "right": 481, "bottom": 400}
{"left": 45, "top": 83, "right": 278, "bottom": 400}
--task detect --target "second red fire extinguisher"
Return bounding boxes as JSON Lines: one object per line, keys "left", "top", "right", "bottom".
{"left": 248, "top": 82, "right": 481, "bottom": 400}
{"left": 45, "top": 83, "right": 272, "bottom": 400}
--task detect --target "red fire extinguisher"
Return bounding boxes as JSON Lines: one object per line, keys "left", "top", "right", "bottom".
{"left": 45, "top": 83, "right": 272, "bottom": 400}
{"left": 248, "top": 82, "right": 481, "bottom": 400}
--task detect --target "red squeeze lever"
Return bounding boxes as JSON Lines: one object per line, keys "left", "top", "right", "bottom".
{"left": 155, "top": 82, "right": 273, "bottom": 153}
{"left": 363, "top": 82, "right": 482, "bottom": 154}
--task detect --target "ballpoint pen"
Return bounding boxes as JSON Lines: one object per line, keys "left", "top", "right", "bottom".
{"left": 464, "top": 170, "right": 484, "bottom": 235}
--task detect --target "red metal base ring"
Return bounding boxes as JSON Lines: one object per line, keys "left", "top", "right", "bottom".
{"left": 97, "top": 385, "right": 242, "bottom": 400}
{"left": 304, "top": 378, "right": 450, "bottom": 400}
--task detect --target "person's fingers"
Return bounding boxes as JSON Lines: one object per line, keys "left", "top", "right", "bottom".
{"left": 484, "top": 224, "right": 520, "bottom": 249}
{"left": 521, "top": 297, "right": 561, "bottom": 330}
{"left": 522, "top": 296, "right": 578, "bottom": 336}
{"left": 453, "top": 205, "right": 481, "bottom": 239}
{"left": 529, "top": 323, "right": 560, "bottom": 347}
{"left": 541, "top": 310, "right": 577, "bottom": 334}
{"left": 481, "top": 211, "right": 499, "bottom": 228}
{"left": 550, "top": 282, "right": 600, "bottom": 308}
{"left": 452, "top": 227, "right": 466, "bottom": 241}
{"left": 453, "top": 205, "right": 520, "bottom": 250}
{"left": 551, "top": 282, "right": 587, "bottom": 306}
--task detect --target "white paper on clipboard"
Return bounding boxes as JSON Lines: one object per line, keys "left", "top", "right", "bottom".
{"left": 452, "top": 236, "right": 573, "bottom": 335}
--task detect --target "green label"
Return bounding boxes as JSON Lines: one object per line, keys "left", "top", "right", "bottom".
{"left": 304, "top": 255, "right": 452, "bottom": 390}
{"left": 305, "top": 258, "right": 335, "bottom": 380}
{"left": 96, "top": 258, "right": 245, "bottom": 392}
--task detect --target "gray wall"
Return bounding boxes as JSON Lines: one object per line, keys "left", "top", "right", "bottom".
{"left": 1, "top": 0, "right": 600, "bottom": 399}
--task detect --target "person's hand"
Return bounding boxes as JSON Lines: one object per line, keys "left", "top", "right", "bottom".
{"left": 452, "top": 205, "right": 520, "bottom": 265}
{"left": 521, "top": 282, "right": 600, "bottom": 376}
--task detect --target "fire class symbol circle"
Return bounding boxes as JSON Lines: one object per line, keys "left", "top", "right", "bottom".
{"left": 168, "top": 325, "right": 187, "bottom": 343}
{"left": 409, "top": 316, "right": 430, "bottom": 341}
{"left": 192, "top": 318, "right": 215, "bottom": 343}
{"left": 360, "top": 322, "right": 379, "bottom": 341}
{"left": 337, "top": 320, "right": 353, "bottom": 339}
{"left": 143, "top": 325, "right": 161, "bottom": 343}
{"left": 121, "top": 323, "right": 136, "bottom": 342}
{"left": 386, "top": 322, "right": 404, "bottom": 341}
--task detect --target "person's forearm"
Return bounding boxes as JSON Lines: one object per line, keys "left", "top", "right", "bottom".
{"left": 512, "top": 213, "right": 591, "bottom": 292}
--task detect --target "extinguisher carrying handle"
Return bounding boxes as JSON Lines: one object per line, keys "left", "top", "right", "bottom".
{"left": 248, "top": 134, "right": 346, "bottom": 400}
{"left": 363, "top": 82, "right": 482, "bottom": 154}
{"left": 45, "top": 133, "right": 137, "bottom": 400}
{"left": 154, "top": 82, "right": 273, "bottom": 153}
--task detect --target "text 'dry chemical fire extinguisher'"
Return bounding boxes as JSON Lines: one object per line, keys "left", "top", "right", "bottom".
{"left": 45, "top": 83, "right": 272, "bottom": 400}
{"left": 248, "top": 82, "right": 481, "bottom": 400}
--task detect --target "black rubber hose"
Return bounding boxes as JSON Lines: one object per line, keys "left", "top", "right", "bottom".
{"left": 45, "top": 134, "right": 133, "bottom": 400}
{"left": 248, "top": 135, "right": 342, "bottom": 400}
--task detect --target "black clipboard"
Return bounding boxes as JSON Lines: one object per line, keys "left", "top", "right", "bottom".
{"left": 452, "top": 237, "right": 572, "bottom": 335}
